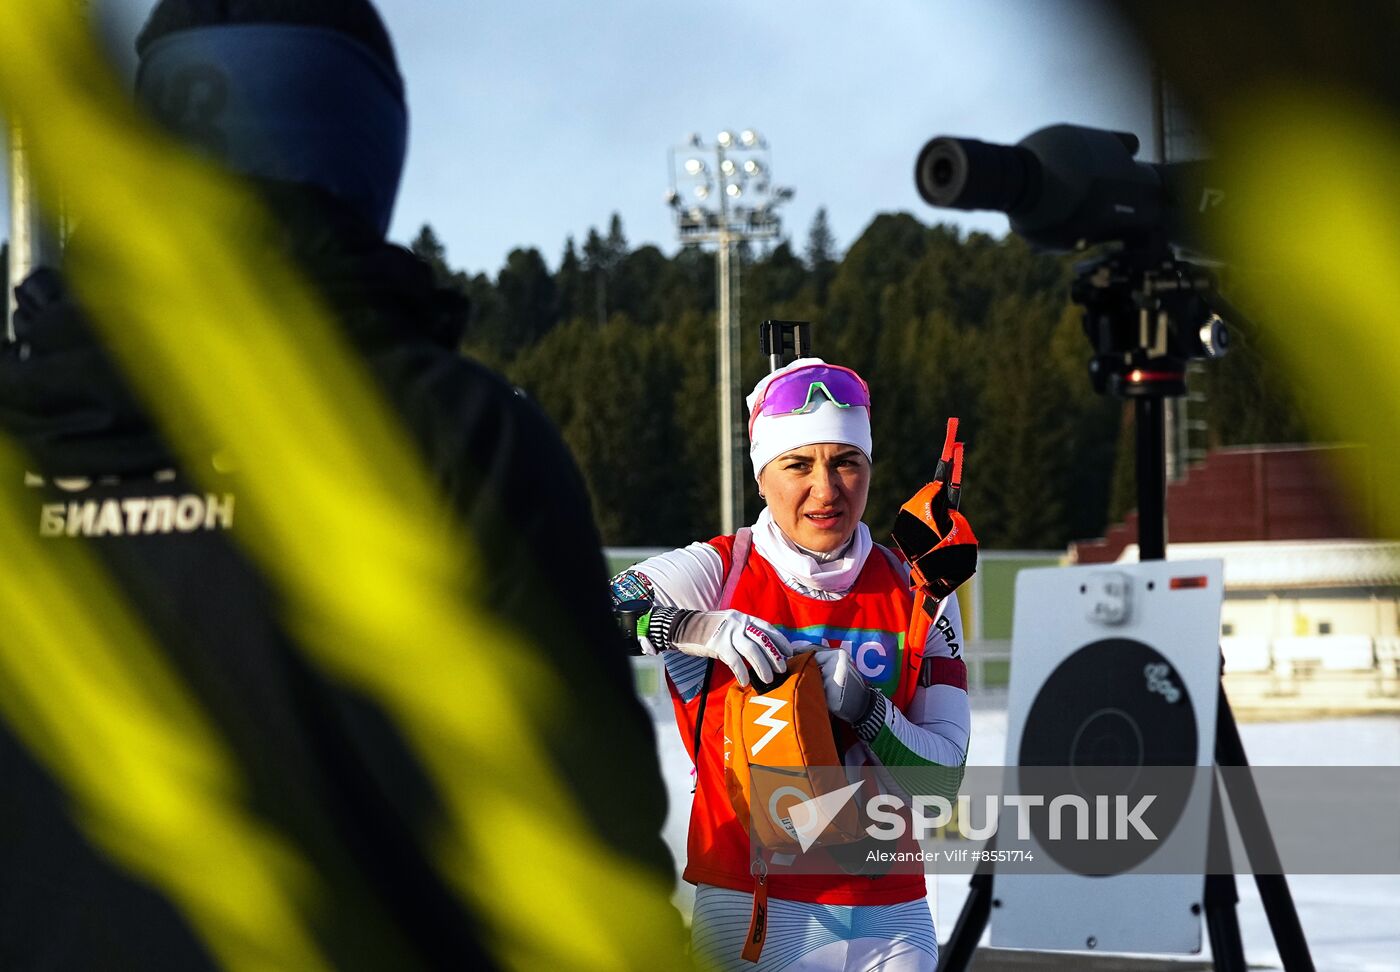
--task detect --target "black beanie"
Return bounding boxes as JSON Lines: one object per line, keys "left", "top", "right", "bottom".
{"left": 137, "top": 0, "right": 402, "bottom": 92}
{"left": 134, "top": 0, "right": 408, "bottom": 235}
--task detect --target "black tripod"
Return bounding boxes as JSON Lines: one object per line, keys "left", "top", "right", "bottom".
{"left": 936, "top": 245, "right": 1315, "bottom": 972}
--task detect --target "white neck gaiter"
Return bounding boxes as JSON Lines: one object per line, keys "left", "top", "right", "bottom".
{"left": 751, "top": 506, "right": 872, "bottom": 594}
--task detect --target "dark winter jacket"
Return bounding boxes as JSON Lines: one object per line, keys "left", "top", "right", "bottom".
{"left": 0, "top": 194, "right": 678, "bottom": 970}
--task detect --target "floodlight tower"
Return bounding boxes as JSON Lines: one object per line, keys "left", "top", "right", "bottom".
{"left": 667, "top": 129, "right": 792, "bottom": 534}
{"left": 6, "top": 123, "right": 60, "bottom": 341}
{"left": 5, "top": 0, "right": 84, "bottom": 338}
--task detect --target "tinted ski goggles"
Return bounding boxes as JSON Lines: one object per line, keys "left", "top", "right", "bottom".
{"left": 748, "top": 365, "right": 871, "bottom": 437}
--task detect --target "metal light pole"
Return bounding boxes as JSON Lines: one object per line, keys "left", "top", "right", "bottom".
{"left": 5, "top": 2, "right": 85, "bottom": 339}
{"left": 667, "top": 130, "right": 792, "bottom": 534}
{"left": 6, "top": 122, "right": 50, "bottom": 341}
{"left": 8, "top": 124, "right": 76, "bottom": 342}
{"left": 7, "top": 121, "right": 70, "bottom": 341}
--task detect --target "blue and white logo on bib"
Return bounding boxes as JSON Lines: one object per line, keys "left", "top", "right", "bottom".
{"left": 776, "top": 624, "right": 904, "bottom": 692}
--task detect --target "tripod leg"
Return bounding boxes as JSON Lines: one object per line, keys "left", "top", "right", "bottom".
{"left": 1204, "top": 767, "right": 1247, "bottom": 972}
{"left": 1215, "top": 690, "right": 1316, "bottom": 972}
{"left": 936, "top": 867, "right": 993, "bottom": 972}
{"left": 1204, "top": 873, "right": 1247, "bottom": 972}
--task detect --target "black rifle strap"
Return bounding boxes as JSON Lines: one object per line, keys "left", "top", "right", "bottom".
{"left": 690, "top": 659, "right": 714, "bottom": 793}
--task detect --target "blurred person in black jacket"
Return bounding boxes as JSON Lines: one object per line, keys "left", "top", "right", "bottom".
{"left": 0, "top": 1, "right": 680, "bottom": 969}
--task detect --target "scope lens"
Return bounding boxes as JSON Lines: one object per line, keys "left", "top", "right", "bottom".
{"left": 932, "top": 157, "right": 954, "bottom": 188}
{"left": 916, "top": 136, "right": 1036, "bottom": 213}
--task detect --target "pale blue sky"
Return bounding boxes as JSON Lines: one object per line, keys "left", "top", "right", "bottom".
{"left": 68, "top": 1, "right": 1154, "bottom": 277}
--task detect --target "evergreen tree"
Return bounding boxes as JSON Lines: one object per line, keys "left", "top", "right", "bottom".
{"left": 582, "top": 227, "right": 609, "bottom": 327}
{"left": 824, "top": 213, "right": 930, "bottom": 367}
{"left": 967, "top": 294, "right": 1075, "bottom": 549}
{"left": 741, "top": 241, "right": 807, "bottom": 321}
{"left": 605, "top": 213, "right": 628, "bottom": 269}
{"left": 511, "top": 318, "right": 690, "bottom": 544}
{"left": 461, "top": 271, "right": 506, "bottom": 365}
{"left": 615, "top": 246, "right": 670, "bottom": 327}
{"left": 410, "top": 224, "right": 453, "bottom": 286}
{"left": 570, "top": 213, "right": 633, "bottom": 329}
{"left": 496, "top": 247, "right": 558, "bottom": 353}
{"left": 805, "top": 207, "right": 837, "bottom": 268}
{"left": 666, "top": 245, "right": 716, "bottom": 313}
{"left": 556, "top": 237, "right": 583, "bottom": 324}
{"left": 1107, "top": 403, "right": 1139, "bottom": 525}
{"left": 1049, "top": 303, "right": 1123, "bottom": 543}
{"left": 805, "top": 207, "right": 838, "bottom": 304}
{"left": 666, "top": 308, "right": 726, "bottom": 540}
{"left": 861, "top": 305, "right": 976, "bottom": 536}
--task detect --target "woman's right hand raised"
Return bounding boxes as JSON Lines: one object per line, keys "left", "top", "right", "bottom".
{"left": 672, "top": 610, "right": 792, "bottom": 687}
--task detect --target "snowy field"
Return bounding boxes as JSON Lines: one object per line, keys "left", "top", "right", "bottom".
{"left": 643, "top": 680, "right": 1400, "bottom": 971}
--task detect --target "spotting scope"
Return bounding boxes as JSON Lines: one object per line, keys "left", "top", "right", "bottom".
{"left": 915, "top": 124, "right": 1222, "bottom": 253}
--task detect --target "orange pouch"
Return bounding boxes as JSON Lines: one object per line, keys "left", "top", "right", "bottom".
{"left": 724, "top": 652, "right": 865, "bottom": 853}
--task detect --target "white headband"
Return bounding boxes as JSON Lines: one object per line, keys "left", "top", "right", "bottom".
{"left": 746, "top": 357, "right": 873, "bottom": 480}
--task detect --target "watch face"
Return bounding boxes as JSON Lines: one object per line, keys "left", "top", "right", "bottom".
{"left": 614, "top": 599, "right": 651, "bottom": 639}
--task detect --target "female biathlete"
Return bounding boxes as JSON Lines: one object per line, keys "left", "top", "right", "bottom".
{"left": 611, "top": 359, "right": 972, "bottom": 971}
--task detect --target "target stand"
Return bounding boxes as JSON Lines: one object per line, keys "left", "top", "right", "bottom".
{"left": 937, "top": 557, "right": 1314, "bottom": 970}
{"left": 992, "top": 559, "right": 1222, "bottom": 955}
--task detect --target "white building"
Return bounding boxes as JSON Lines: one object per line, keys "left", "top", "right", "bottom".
{"left": 1117, "top": 540, "right": 1400, "bottom": 705}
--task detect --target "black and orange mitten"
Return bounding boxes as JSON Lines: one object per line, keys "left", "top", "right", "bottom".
{"left": 890, "top": 418, "right": 978, "bottom": 603}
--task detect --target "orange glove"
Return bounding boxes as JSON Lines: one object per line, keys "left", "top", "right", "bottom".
{"left": 891, "top": 417, "right": 978, "bottom": 602}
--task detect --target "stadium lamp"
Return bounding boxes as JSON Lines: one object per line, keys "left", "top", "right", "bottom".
{"left": 665, "top": 129, "right": 793, "bottom": 535}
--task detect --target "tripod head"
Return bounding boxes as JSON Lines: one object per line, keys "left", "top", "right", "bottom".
{"left": 1073, "top": 245, "right": 1231, "bottom": 401}
{"left": 1067, "top": 242, "right": 1248, "bottom": 559}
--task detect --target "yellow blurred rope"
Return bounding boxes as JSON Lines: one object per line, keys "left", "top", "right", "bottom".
{"left": 1216, "top": 89, "right": 1400, "bottom": 537}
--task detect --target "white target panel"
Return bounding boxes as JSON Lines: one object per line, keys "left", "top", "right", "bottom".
{"left": 990, "top": 559, "right": 1224, "bottom": 956}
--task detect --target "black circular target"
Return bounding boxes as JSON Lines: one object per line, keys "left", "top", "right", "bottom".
{"left": 1017, "top": 638, "right": 1199, "bottom": 875}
